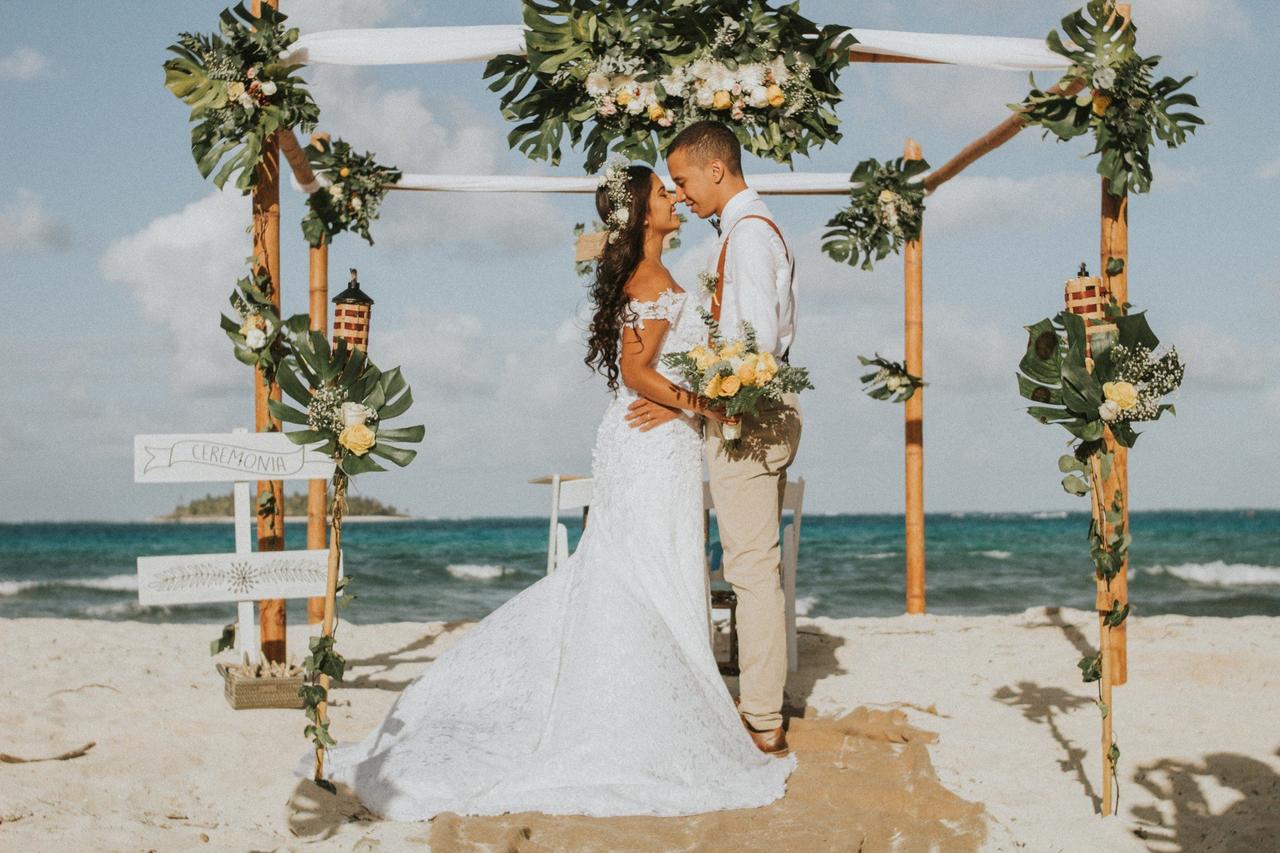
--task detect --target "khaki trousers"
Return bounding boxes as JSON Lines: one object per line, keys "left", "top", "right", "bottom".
{"left": 706, "top": 394, "right": 802, "bottom": 731}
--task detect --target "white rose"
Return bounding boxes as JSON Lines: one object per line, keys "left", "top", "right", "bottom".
{"left": 885, "top": 374, "right": 904, "bottom": 391}
{"left": 695, "top": 86, "right": 715, "bottom": 107}
{"left": 626, "top": 96, "right": 645, "bottom": 115}
{"left": 705, "top": 63, "right": 734, "bottom": 92}
{"left": 659, "top": 70, "right": 686, "bottom": 97}
{"left": 342, "top": 402, "right": 375, "bottom": 428}
{"left": 689, "top": 59, "right": 714, "bottom": 81}
{"left": 585, "top": 71, "right": 610, "bottom": 97}
{"left": 350, "top": 196, "right": 363, "bottom": 211}
{"left": 259, "top": 80, "right": 277, "bottom": 97}
{"left": 637, "top": 82, "right": 658, "bottom": 107}
{"left": 1098, "top": 400, "right": 1121, "bottom": 421}
{"left": 244, "top": 328, "right": 267, "bottom": 350}
{"left": 748, "top": 85, "right": 769, "bottom": 108}
{"left": 737, "top": 64, "right": 765, "bottom": 89}
{"left": 768, "top": 56, "right": 790, "bottom": 85}
{"left": 237, "top": 92, "right": 255, "bottom": 111}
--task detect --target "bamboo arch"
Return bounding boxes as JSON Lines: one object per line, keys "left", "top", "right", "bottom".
{"left": 246, "top": 1, "right": 1138, "bottom": 813}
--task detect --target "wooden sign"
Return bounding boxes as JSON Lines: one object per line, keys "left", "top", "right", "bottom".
{"left": 137, "top": 549, "right": 341, "bottom": 606}
{"left": 134, "top": 432, "right": 335, "bottom": 484}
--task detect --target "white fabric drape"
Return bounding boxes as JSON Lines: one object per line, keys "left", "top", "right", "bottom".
{"left": 283, "top": 25, "right": 1069, "bottom": 72}
{"left": 391, "top": 173, "right": 866, "bottom": 194}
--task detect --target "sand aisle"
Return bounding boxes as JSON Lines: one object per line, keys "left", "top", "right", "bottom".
{"left": 1, "top": 608, "right": 1276, "bottom": 851}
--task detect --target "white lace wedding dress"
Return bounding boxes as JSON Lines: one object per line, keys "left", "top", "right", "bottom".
{"left": 304, "top": 288, "right": 795, "bottom": 820}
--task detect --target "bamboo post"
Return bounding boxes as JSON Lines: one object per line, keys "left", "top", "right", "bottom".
{"left": 306, "top": 243, "right": 329, "bottom": 625}
{"left": 1101, "top": 2, "right": 1132, "bottom": 690}
{"left": 273, "top": 128, "right": 331, "bottom": 624}
{"left": 903, "top": 137, "right": 926, "bottom": 615}
{"left": 313, "top": 471, "right": 347, "bottom": 782}
{"left": 251, "top": 0, "right": 286, "bottom": 663}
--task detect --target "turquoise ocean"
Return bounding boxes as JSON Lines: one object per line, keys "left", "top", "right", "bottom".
{"left": 1, "top": 511, "right": 1277, "bottom": 624}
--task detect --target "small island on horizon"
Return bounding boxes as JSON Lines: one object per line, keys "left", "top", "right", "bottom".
{"left": 157, "top": 491, "right": 411, "bottom": 522}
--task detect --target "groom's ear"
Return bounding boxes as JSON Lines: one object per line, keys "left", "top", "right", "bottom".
{"left": 709, "top": 160, "right": 725, "bottom": 184}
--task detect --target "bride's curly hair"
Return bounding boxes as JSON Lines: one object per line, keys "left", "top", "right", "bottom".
{"left": 585, "top": 164, "right": 655, "bottom": 392}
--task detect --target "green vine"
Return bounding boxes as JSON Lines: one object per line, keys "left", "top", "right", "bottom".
{"left": 857, "top": 354, "right": 925, "bottom": 403}
{"left": 1015, "top": 0, "right": 1202, "bottom": 196}
{"left": 1017, "top": 293, "right": 1184, "bottom": 813}
{"left": 822, "top": 156, "right": 928, "bottom": 271}
{"left": 164, "top": 2, "right": 319, "bottom": 192}
{"left": 484, "top": 0, "right": 855, "bottom": 171}
{"left": 271, "top": 337, "right": 424, "bottom": 772}
{"left": 300, "top": 136, "right": 403, "bottom": 248}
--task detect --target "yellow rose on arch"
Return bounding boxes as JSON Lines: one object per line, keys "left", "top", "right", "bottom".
{"left": 339, "top": 423, "right": 377, "bottom": 456}
{"left": 1103, "top": 381, "right": 1139, "bottom": 411}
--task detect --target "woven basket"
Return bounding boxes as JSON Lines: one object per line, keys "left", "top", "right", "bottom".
{"left": 217, "top": 663, "right": 305, "bottom": 710}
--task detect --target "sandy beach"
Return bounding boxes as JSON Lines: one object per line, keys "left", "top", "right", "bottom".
{"left": 2, "top": 608, "right": 1276, "bottom": 851}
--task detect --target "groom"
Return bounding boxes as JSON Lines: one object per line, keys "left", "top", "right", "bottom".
{"left": 627, "top": 120, "right": 801, "bottom": 756}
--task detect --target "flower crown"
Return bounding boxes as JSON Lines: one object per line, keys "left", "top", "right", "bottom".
{"left": 598, "top": 157, "right": 633, "bottom": 242}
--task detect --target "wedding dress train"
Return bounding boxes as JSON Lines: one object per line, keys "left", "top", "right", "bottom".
{"left": 304, "top": 289, "right": 795, "bottom": 819}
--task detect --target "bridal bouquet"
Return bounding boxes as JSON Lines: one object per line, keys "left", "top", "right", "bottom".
{"left": 662, "top": 309, "right": 813, "bottom": 442}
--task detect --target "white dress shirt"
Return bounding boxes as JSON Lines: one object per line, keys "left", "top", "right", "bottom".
{"left": 707, "top": 188, "right": 797, "bottom": 358}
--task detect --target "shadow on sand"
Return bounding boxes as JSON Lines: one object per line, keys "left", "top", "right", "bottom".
{"left": 1130, "top": 749, "right": 1280, "bottom": 851}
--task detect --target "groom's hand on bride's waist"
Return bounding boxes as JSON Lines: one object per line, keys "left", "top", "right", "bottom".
{"left": 626, "top": 398, "right": 682, "bottom": 431}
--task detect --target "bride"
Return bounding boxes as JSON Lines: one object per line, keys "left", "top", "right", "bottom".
{"left": 305, "top": 161, "right": 796, "bottom": 820}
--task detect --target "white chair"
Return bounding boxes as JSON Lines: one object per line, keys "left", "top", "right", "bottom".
{"left": 530, "top": 474, "right": 593, "bottom": 574}
{"left": 704, "top": 477, "right": 805, "bottom": 672}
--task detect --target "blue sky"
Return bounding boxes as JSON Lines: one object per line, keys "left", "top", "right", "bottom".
{"left": 1, "top": 0, "right": 1277, "bottom": 521}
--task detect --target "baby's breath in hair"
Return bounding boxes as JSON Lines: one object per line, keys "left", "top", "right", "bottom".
{"left": 598, "top": 157, "right": 634, "bottom": 242}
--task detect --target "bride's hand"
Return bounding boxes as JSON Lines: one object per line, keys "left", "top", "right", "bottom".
{"left": 700, "top": 404, "right": 738, "bottom": 427}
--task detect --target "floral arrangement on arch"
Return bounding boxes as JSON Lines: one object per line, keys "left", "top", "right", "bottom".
{"left": 484, "top": 0, "right": 856, "bottom": 171}
{"left": 1015, "top": 0, "right": 1202, "bottom": 196}
{"left": 164, "top": 2, "right": 319, "bottom": 192}
{"left": 822, "top": 156, "right": 929, "bottom": 271}
{"left": 300, "top": 135, "right": 403, "bottom": 248}
{"left": 219, "top": 261, "right": 309, "bottom": 385}
{"left": 858, "top": 354, "right": 925, "bottom": 403}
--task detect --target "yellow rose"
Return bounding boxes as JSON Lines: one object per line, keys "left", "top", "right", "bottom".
{"left": 712, "top": 90, "right": 732, "bottom": 110}
{"left": 647, "top": 102, "right": 665, "bottom": 122}
{"left": 339, "top": 166, "right": 351, "bottom": 178}
{"left": 737, "top": 361, "right": 758, "bottom": 386}
{"left": 878, "top": 189, "right": 898, "bottom": 203}
{"left": 616, "top": 88, "right": 633, "bottom": 106}
{"left": 754, "top": 353, "right": 778, "bottom": 384}
{"left": 719, "top": 340, "right": 744, "bottom": 359}
{"left": 719, "top": 374, "right": 742, "bottom": 397}
{"left": 1091, "top": 93, "right": 1112, "bottom": 116}
{"left": 706, "top": 374, "right": 724, "bottom": 399}
{"left": 690, "top": 346, "right": 716, "bottom": 371}
{"left": 338, "top": 423, "right": 377, "bottom": 456}
{"left": 1103, "top": 380, "right": 1139, "bottom": 410}
{"left": 766, "top": 84, "right": 785, "bottom": 108}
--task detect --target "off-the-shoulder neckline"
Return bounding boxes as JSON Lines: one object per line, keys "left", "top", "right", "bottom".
{"left": 626, "top": 287, "right": 686, "bottom": 306}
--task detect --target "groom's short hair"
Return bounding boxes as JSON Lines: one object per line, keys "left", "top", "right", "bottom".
{"left": 668, "top": 121, "right": 742, "bottom": 176}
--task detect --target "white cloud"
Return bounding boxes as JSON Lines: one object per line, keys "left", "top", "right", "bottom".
{"left": 0, "top": 189, "right": 70, "bottom": 253}
{"left": 284, "top": 0, "right": 409, "bottom": 32}
{"left": 926, "top": 173, "right": 1096, "bottom": 235}
{"left": 305, "top": 68, "right": 569, "bottom": 253}
{"left": 99, "top": 189, "right": 249, "bottom": 397}
{"left": 0, "top": 47, "right": 50, "bottom": 80}
{"left": 1126, "top": 0, "right": 1249, "bottom": 52}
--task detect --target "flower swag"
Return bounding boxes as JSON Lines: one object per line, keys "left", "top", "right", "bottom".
{"left": 219, "top": 260, "right": 309, "bottom": 385}
{"left": 484, "top": 0, "right": 856, "bottom": 171}
{"left": 164, "top": 2, "right": 319, "bottom": 192}
{"left": 822, "top": 156, "right": 929, "bottom": 271}
{"left": 1014, "top": 0, "right": 1202, "bottom": 196}
{"left": 300, "top": 136, "right": 403, "bottom": 248}
{"left": 858, "top": 354, "right": 925, "bottom": 403}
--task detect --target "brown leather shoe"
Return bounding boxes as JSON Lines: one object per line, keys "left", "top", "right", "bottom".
{"left": 742, "top": 718, "right": 789, "bottom": 757}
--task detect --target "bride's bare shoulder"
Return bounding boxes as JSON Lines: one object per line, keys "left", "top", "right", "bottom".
{"left": 624, "top": 261, "right": 682, "bottom": 303}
